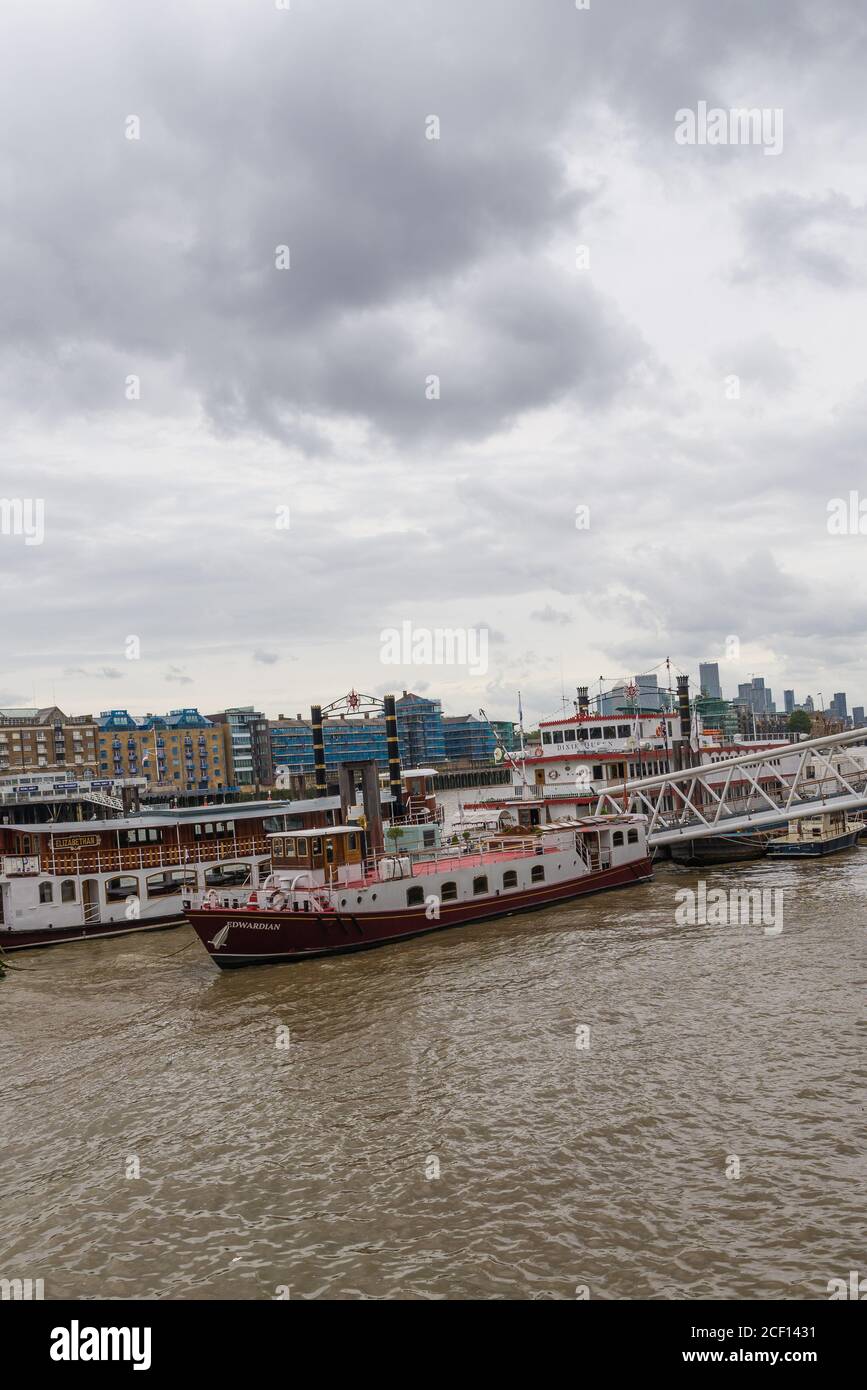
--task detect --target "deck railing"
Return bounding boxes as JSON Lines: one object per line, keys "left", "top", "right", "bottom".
{"left": 16, "top": 836, "right": 272, "bottom": 878}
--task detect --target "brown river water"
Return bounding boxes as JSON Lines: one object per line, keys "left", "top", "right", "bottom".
{"left": 2, "top": 795, "right": 864, "bottom": 1300}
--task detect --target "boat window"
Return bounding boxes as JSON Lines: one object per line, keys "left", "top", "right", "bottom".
{"left": 347, "top": 834, "right": 357, "bottom": 852}
{"left": 577, "top": 727, "right": 588, "bottom": 740}
{"left": 604, "top": 726, "right": 616, "bottom": 739}
{"left": 531, "top": 864, "right": 545, "bottom": 882}
{"left": 612, "top": 831, "right": 624, "bottom": 846}
{"left": 590, "top": 727, "right": 602, "bottom": 740}
{"left": 441, "top": 881, "right": 458, "bottom": 901}
{"left": 61, "top": 879, "right": 76, "bottom": 902}
{"left": 552, "top": 730, "right": 563, "bottom": 744}
{"left": 627, "top": 829, "right": 639, "bottom": 843}
{"left": 472, "top": 875, "right": 488, "bottom": 895}
{"left": 296, "top": 840, "right": 308, "bottom": 857}
{"left": 617, "top": 725, "right": 630, "bottom": 737}
{"left": 38, "top": 881, "right": 53, "bottom": 904}
{"left": 107, "top": 875, "right": 139, "bottom": 902}
{"left": 593, "top": 766, "right": 603, "bottom": 781}
{"left": 325, "top": 841, "right": 335, "bottom": 863}
{"left": 503, "top": 870, "right": 518, "bottom": 889}
{"left": 423, "top": 829, "right": 436, "bottom": 847}
{"left": 406, "top": 886, "right": 425, "bottom": 907}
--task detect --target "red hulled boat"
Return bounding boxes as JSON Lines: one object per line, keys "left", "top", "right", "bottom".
{"left": 184, "top": 814, "right": 653, "bottom": 968}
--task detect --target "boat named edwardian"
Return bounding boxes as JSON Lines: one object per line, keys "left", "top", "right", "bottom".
{"left": 184, "top": 812, "right": 653, "bottom": 968}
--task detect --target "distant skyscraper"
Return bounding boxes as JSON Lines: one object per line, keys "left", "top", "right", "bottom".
{"left": 737, "top": 677, "right": 773, "bottom": 716}
{"left": 635, "top": 673, "right": 663, "bottom": 710}
{"left": 803, "top": 695, "right": 815, "bottom": 712}
{"left": 699, "top": 662, "right": 722, "bottom": 700}
{"left": 830, "top": 692, "right": 848, "bottom": 721}
{"left": 853, "top": 706, "right": 865, "bottom": 728}
{"left": 784, "top": 690, "right": 795, "bottom": 714}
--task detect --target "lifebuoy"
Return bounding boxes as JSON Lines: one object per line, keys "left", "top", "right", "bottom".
{"left": 268, "top": 890, "right": 288, "bottom": 911}
{"left": 549, "top": 769, "right": 559, "bottom": 780}
{"left": 205, "top": 889, "right": 220, "bottom": 910}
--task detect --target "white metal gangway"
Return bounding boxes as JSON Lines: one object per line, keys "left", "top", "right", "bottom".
{"left": 592, "top": 728, "right": 867, "bottom": 846}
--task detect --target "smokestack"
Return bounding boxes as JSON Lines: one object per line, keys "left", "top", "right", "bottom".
{"left": 383, "top": 693, "right": 404, "bottom": 815}
{"left": 577, "top": 686, "right": 590, "bottom": 716}
{"left": 310, "top": 704, "right": 327, "bottom": 798}
{"left": 676, "top": 675, "right": 692, "bottom": 769}
{"left": 677, "top": 676, "right": 691, "bottom": 740}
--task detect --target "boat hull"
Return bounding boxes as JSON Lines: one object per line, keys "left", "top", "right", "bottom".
{"left": 670, "top": 833, "right": 768, "bottom": 865}
{"left": 766, "top": 830, "right": 860, "bottom": 858}
{"left": 187, "top": 857, "right": 654, "bottom": 968}
{"left": 0, "top": 912, "right": 185, "bottom": 952}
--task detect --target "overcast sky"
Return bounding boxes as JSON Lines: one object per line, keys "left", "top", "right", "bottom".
{"left": 2, "top": 0, "right": 867, "bottom": 727}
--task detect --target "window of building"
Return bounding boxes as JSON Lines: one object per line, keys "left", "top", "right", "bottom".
{"left": 472, "top": 875, "right": 488, "bottom": 895}
{"left": 406, "top": 885, "right": 425, "bottom": 907}
{"left": 531, "top": 864, "right": 545, "bottom": 882}
{"left": 39, "top": 881, "right": 53, "bottom": 903}
{"left": 441, "top": 881, "right": 457, "bottom": 901}
{"left": 503, "top": 870, "right": 518, "bottom": 889}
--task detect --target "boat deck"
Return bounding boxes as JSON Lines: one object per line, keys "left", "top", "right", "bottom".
{"left": 340, "top": 842, "right": 565, "bottom": 889}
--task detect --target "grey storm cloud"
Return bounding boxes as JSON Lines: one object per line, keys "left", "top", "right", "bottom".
{"left": 733, "top": 192, "right": 867, "bottom": 288}
{"left": 5, "top": 0, "right": 860, "bottom": 444}
{"left": 3, "top": 0, "right": 867, "bottom": 714}
{"left": 531, "top": 605, "right": 572, "bottom": 626}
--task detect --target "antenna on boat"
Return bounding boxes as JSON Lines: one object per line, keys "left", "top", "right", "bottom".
{"left": 479, "top": 706, "right": 529, "bottom": 790}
